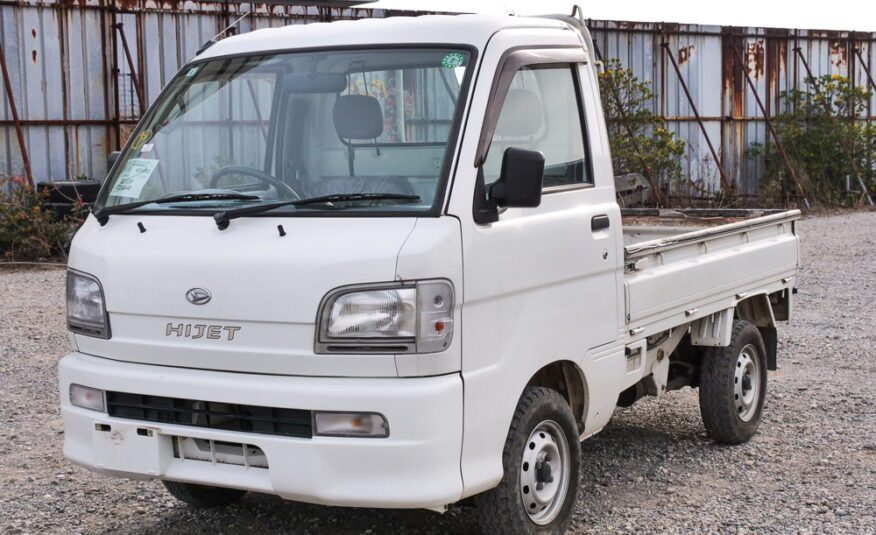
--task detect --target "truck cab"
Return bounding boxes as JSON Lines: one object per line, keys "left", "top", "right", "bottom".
{"left": 60, "top": 12, "right": 799, "bottom": 534}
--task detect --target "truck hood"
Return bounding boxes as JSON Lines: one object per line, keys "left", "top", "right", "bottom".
{"left": 68, "top": 214, "right": 417, "bottom": 377}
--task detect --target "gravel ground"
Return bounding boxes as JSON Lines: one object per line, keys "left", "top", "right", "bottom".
{"left": 0, "top": 211, "right": 874, "bottom": 535}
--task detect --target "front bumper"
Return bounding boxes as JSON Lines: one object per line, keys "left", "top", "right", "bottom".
{"left": 59, "top": 352, "right": 463, "bottom": 509}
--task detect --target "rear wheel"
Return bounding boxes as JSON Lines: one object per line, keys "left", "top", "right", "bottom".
{"left": 476, "top": 386, "right": 580, "bottom": 535}
{"left": 162, "top": 481, "right": 247, "bottom": 508}
{"left": 699, "top": 320, "right": 768, "bottom": 444}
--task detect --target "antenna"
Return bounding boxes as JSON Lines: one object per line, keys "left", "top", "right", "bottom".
{"left": 196, "top": 12, "right": 251, "bottom": 56}
{"left": 213, "top": 12, "right": 252, "bottom": 42}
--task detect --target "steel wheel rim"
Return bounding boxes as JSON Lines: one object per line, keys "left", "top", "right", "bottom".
{"left": 734, "top": 344, "right": 761, "bottom": 422}
{"left": 519, "top": 419, "right": 571, "bottom": 525}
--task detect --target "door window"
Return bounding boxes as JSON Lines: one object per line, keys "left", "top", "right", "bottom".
{"left": 483, "top": 64, "right": 591, "bottom": 189}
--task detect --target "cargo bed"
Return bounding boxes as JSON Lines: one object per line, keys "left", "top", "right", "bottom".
{"left": 620, "top": 209, "right": 801, "bottom": 338}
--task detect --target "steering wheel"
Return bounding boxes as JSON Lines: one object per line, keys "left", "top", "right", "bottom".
{"left": 209, "top": 166, "right": 300, "bottom": 199}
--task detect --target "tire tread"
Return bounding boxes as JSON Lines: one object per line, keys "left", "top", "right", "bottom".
{"left": 476, "top": 386, "right": 579, "bottom": 535}
{"left": 699, "top": 320, "right": 767, "bottom": 444}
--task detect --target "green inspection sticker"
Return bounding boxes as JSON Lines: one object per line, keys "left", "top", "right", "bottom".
{"left": 441, "top": 52, "right": 465, "bottom": 69}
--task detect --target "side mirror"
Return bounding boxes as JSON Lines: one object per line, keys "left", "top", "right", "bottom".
{"left": 106, "top": 151, "right": 121, "bottom": 183}
{"left": 489, "top": 147, "right": 544, "bottom": 208}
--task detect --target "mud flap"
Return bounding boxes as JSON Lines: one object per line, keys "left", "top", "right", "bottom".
{"left": 758, "top": 326, "right": 778, "bottom": 370}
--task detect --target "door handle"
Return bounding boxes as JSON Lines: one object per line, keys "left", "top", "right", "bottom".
{"left": 591, "top": 214, "right": 610, "bottom": 231}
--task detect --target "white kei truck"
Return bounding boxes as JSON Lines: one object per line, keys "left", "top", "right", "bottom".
{"left": 59, "top": 8, "right": 800, "bottom": 534}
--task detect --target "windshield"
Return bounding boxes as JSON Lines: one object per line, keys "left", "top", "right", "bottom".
{"left": 97, "top": 47, "right": 472, "bottom": 216}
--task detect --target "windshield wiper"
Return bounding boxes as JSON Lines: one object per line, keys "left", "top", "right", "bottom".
{"left": 93, "top": 192, "right": 260, "bottom": 226}
{"left": 213, "top": 193, "right": 421, "bottom": 230}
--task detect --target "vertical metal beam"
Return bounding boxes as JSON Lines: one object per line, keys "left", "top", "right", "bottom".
{"left": 58, "top": 4, "right": 70, "bottom": 179}
{"left": 792, "top": 31, "right": 799, "bottom": 112}
{"left": 659, "top": 28, "right": 666, "bottom": 120}
{"left": 848, "top": 37, "right": 855, "bottom": 121}
{"left": 591, "top": 41, "right": 663, "bottom": 206}
{"left": 0, "top": 44, "right": 33, "bottom": 187}
{"left": 221, "top": 0, "right": 233, "bottom": 41}
{"left": 730, "top": 45, "right": 810, "bottom": 210}
{"left": 721, "top": 27, "right": 745, "bottom": 197}
{"left": 135, "top": 10, "right": 146, "bottom": 115}
{"left": 661, "top": 42, "right": 734, "bottom": 193}
{"left": 100, "top": 0, "right": 120, "bottom": 153}
{"left": 764, "top": 28, "right": 790, "bottom": 202}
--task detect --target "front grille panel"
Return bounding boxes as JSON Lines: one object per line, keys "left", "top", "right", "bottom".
{"left": 106, "top": 392, "right": 312, "bottom": 438}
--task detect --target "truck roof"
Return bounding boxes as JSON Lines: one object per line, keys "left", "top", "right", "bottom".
{"left": 199, "top": 14, "right": 572, "bottom": 60}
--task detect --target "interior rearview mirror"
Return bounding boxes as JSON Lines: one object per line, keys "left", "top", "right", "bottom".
{"left": 280, "top": 72, "right": 347, "bottom": 94}
{"left": 489, "top": 147, "right": 544, "bottom": 208}
{"left": 106, "top": 151, "right": 121, "bottom": 183}
{"left": 100, "top": 150, "right": 122, "bottom": 184}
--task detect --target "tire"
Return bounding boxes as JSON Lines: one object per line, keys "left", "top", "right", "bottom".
{"left": 162, "top": 481, "right": 247, "bottom": 508}
{"left": 699, "top": 320, "right": 768, "bottom": 444}
{"left": 475, "top": 387, "right": 581, "bottom": 535}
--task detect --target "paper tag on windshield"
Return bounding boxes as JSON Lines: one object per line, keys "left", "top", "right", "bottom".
{"left": 109, "top": 158, "right": 159, "bottom": 198}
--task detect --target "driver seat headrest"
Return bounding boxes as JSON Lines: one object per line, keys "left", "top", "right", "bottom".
{"left": 333, "top": 94, "right": 384, "bottom": 139}
{"left": 495, "top": 89, "right": 544, "bottom": 137}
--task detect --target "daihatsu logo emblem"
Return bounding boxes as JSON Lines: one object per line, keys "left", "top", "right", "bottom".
{"left": 186, "top": 287, "right": 212, "bottom": 305}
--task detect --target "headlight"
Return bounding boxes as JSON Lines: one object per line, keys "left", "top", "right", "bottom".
{"left": 66, "top": 269, "right": 110, "bottom": 339}
{"left": 326, "top": 288, "right": 417, "bottom": 339}
{"left": 317, "top": 280, "right": 454, "bottom": 354}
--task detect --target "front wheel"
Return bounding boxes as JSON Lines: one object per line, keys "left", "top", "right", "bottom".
{"left": 476, "top": 386, "right": 580, "bottom": 535}
{"left": 699, "top": 320, "right": 768, "bottom": 444}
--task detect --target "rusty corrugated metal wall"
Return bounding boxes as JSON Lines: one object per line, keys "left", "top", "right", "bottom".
{"left": 0, "top": 1, "right": 401, "bottom": 191}
{"left": 590, "top": 20, "right": 876, "bottom": 197}
{"left": 1, "top": 4, "right": 874, "bottom": 197}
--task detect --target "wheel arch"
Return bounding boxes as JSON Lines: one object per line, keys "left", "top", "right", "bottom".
{"left": 735, "top": 293, "right": 780, "bottom": 370}
{"left": 525, "top": 360, "right": 588, "bottom": 431}
{"left": 735, "top": 293, "right": 776, "bottom": 328}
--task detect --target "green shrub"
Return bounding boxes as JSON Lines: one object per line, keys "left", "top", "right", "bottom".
{"left": 598, "top": 59, "right": 687, "bottom": 189}
{"left": 748, "top": 74, "right": 875, "bottom": 207}
{"left": 0, "top": 176, "right": 85, "bottom": 262}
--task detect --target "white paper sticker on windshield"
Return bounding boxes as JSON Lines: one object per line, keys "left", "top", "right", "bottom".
{"left": 109, "top": 158, "right": 159, "bottom": 198}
